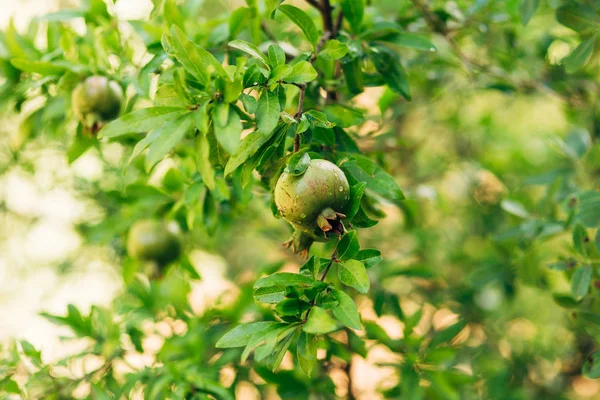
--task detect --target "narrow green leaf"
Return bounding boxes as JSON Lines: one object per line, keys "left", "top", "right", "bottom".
{"left": 224, "top": 125, "right": 283, "bottom": 176}
{"left": 338, "top": 260, "right": 369, "bottom": 294}
{"left": 268, "top": 44, "right": 287, "bottom": 67}
{"left": 99, "top": 107, "right": 188, "bottom": 138}
{"left": 341, "top": 58, "right": 364, "bottom": 95}
{"left": 563, "top": 34, "right": 597, "bottom": 73}
{"left": 337, "top": 231, "right": 360, "bottom": 261}
{"left": 339, "top": 152, "right": 405, "bottom": 205}
{"left": 228, "top": 39, "right": 270, "bottom": 69}
{"left": 297, "top": 332, "right": 318, "bottom": 376}
{"left": 254, "top": 285, "right": 286, "bottom": 303}
{"left": 216, "top": 321, "right": 281, "bottom": 348}
{"left": 341, "top": 0, "right": 364, "bottom": 33}
{"left": 331, "top": 289, "right": 362, "bottom": 330}
{"left": 256, "top": 89, "right": 281, "bottom": 134}
{"left": 430, "top": 320, "right": 467, "bottom": 347}
{"left": 381, "top": 32, "right": 437, "bottom": 52}
{"left": 571, "top": 264, "right": 592, "bottom": 299}
{"left": 557, "top": 2, "right": 600, "bottom": 32}
{"left": 278, "top": 4, "right": 320, "bottom": 49}
{"left": 10, "top": 59, "right": 80, "bottom": 76}
{"left": 195, "top": 133, "right": 216, "bottom": 190}
{"left": 369, "top": 46, "right": 410, "bottom": 100}
{"left": 213, "top": 103, "right": 243, "bottom": 154}
{"left": 520, "top": 0, "right": 540, "bottom": 25}
{"left": 145, "top": 113, "right": 194, "bottom": 171}
{"left": 255, "top": 272, "right": 315, "bottom": 289}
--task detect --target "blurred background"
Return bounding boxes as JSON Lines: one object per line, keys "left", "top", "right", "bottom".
{"left": 1, "top": 0, "right": 599, "bottom": 398}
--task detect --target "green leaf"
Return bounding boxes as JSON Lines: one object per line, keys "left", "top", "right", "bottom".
{"left": 254, "top": 285, "right": 286, "bottom": 303}
{"left": 323, "top": 104, "right": 364, "bottom": 127}
{"left": 224, "top": 125, "right": 284, "bottom": 176}
{"left": 501, "top": 199, "right": 530, "bottom": 218}
{"left": 255, "top": 272, "right": 315, "bottom": 289}
{"left": 167, "top": 27, "right": 229, "bottom": 80}
{"left": 583, "top": 350, "right": 600, "bottom": 379}
{"left": 10, "top": 59, "right": 78, "bottom": 76}
{"left": 216, "top": 321, "right": 281, "bottom": 348}
{"left": 347, "top": 182, "right": 367, "bottom": 220}
{"left": 256, "top": 89, "right": 281, "bottom": 134}
{"left": 265, "top": 329, "right": 295, "bottom": 371}
{"left": 430, "top": 320, "right": 467, "bottom": 347}
{"left": 341, "top": 58, "right": 364, "bottom": 95}
{"left": 341, "top": 0, "right": 364, "bottom": 33}
{"left": 331, "top": 289, "right": 362, "bottom": 330}
{"left": 213, "top": 103, "right": 243, "bottom": 154}
{"left": 275, "top": 298, "right": 311, "bottom": 316}
{"left": 145, "top": 113, "right": 194, "bottom": 171}
{"left": 338, "top": 231, "right": 360, "bottom": 261}
{"left": 287, "top": 152, "right": 311, "bottom": 176}
{"left": 228, "top": 39, "right": 270, "bottom": 69}
{"left": 297, "top": 332, "right": 318, "bottom": 376}
{"left": 520, "top": 0, "right": 540, "bottom": 25}
{"left": 571, "top": 264, "right": 592, "bottom": 299}
{"left": 338, "top": 260, "right": 369, "bottom": 294}
{"left": 195, "top": 133, "right": 216, "bottom": 190}
{"left": 270, "top": 64, "right": 293, "bottom": 83}
{"left": 318, "top": 40, "right": 349, "bottom": 60}
{"left": 286, "top": 61, "right": 318, "bottom": 83}
{"left": 381, "top": 32, "right": 437, "bottom": 52}
{"left": 557, "top": 2, "right": 600, "bottom": 32}
{"left": 67, "top": 128, "right": 96, "bottom": 164}
{"left": 268, "top": 44, "right": 286, "bottom": 67}
{"left": 303, "top": 307, "right": 339, "bottom": 334}
{"left": 229, "top": 7, "right": 251, "bottom": 38}
{"left": 99, "top": 107, "right": 188, "bottom": 138}
{"left": 355, "top": 249, "right": 382, "bottom": 269}
{"left": 20, "top": 341, "right": 42, "bottom": 366}
{"left": 278, "top": 4, "right": 319, "bottom": 49}
{"left": 305, "top": 110, "right": 335, "bottom": 128}
{"left": 563, "top": 34, "right": 597, "bottom": 73}
{"left": 241, "top": 93, "right": 258, "bottom": 114}
{"left": 369, "top": 46, "right": 410, "bottom": 100}
{"left": 339, "top": 153, "right": 405, "bottom": 205}
{"left": 576, "top": 191, "right": 600, "bottom": 227}
{"left": 573, "top": 224, "right": 588, "bottom": 255}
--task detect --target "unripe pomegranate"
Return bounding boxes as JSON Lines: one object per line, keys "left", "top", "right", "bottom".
{"left": 72, "top": 76, "right": 123, "bottom": 132}
{"left": 274, "top": 159, "right": 350, "bottom": 254}
{"left": 127, "top": 219, "right": 182, "bottom": 266}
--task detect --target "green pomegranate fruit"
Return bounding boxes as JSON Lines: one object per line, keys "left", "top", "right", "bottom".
{"left": 127, "top": 219, "right": 182, "bottom": 266}
{"left": 72, "top": 76, "right": 123, "bottom": 132}
{"left": 274, "top": 158, "right": 350, "bottom": 254}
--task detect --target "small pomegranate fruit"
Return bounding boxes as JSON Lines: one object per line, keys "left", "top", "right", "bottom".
{"left": 72, "top": 76, "right": 123, "bottom": 133}
{"left": 274, "top": 158, "right": 350, "bottom": 255}
{"left": 127, "top": 219, "right": 182, "bottom": 267}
